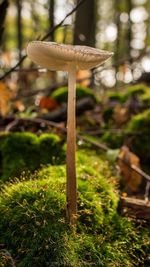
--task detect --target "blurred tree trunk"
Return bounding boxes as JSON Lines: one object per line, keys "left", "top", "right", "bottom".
{"left": 73, "top": 0, "right": 96, "bottom": 47}
{"left": 48, "top": 0, "right": 55, "bottom": 41}
{"left": 145, "top": 0, "right": 150, "bottom": 50}
{"left": 0, "top": 0, "right": 9, "bottom": 46}
{"left": 31, "top": 2, "right": 39, "bottom": 36}
{"left": 126, "top": 0, "right": 133, "bottom": 64}
{"left": 16, "top": 0, "right": 22, "bottom": 64}
{"left": 114, "top": 0, "right": 121, "bottom": 81}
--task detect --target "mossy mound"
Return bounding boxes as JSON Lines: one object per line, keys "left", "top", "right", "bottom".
{"left": 102, "top": 107, "right": 114, "bottom": 124}
{"left": 107, "top": 91, "right": 127, "bottom": 104}
{"left": 0, "top": 152, "right": 149, "bottom": 267}
{"left": 107, "top": 83, "right": 150, "bottom": 106}
{"left": 127, "top": 109, "right": 150, "bottom": 162}
{"left": 126, "top": 83, "right": 149, "bottom": 98}
{"left": 100, "top": 131, "right": 124, "bottom": 148}
{"left": 0, "top": 132, "right": 65, "bottom": 182}
{"left": 51, "top": 84, "right": 97, "bottom": 104}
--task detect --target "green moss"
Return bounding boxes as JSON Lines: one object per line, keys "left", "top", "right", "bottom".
{"left": 107, "top": 84, "right": 150, "bottom": 106}
{"left": 101, "top": 131, "right": 124, "bottom": 148}
{"left": 127, "top": 109, "right": 150, "bottom": 162}
{"left": 126, "top": 83, "right": 149, "bottom": 97}
{"left": 0, "top": 251, "right": 15, "bottom": 267}
{"left": 0, "top": 132, "right": 10, "bottom": 149}
{"left": 51, "top": 84, "right": 97, "bottom": 103}
{"left": 0, "top": 152, "right": 149, "bottom": 267}
{"left": 1, "top": 132, "right": 39, "bottom": 181}
{"left": 140, "top": 90, "right": 150, "bottom": 105}
{"left": 0, "top": 132, "right": 65, "bottom": 182}
{"left": 107, "top": 91, "right": 127, "bottom": 103}
{"left": 39, "top": 133, "right": 65, "bottom": 165}
{"left": 103, "top": 107, "right": 114, "bottom": 124}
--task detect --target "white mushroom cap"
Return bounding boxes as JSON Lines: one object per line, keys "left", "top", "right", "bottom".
{"left": 27, "top": 41, "right": 113, "bottom": 71}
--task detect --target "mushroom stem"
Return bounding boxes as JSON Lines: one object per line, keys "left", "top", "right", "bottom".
{"left": 66, "top": 64, "right": 77, "bottom": 224}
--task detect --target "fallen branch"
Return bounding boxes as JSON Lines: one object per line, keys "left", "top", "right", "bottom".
{"left": 5, "top": 117, "right": 66, "bottom": 133}
{"left": 119, "top": 196, "right": 150, "bottom": 221}
{"left": 40, "top": 97, "right": 95, "bottom": 121}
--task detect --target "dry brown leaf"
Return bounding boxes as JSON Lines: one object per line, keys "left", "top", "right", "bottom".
{"left": 38, "top": 96, "right": 58, "bottom": 111}
{"left": 117, "top": 146, "right": 142, "bottom": 193}
{"left": 113, "top": 105, "right": 129, "bottom": 125}
{"left": 0, "top": 82, "right": 13, "bottom": 116}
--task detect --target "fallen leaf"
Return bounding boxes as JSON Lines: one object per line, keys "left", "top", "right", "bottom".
{"left": 38, "top": 96, "right": 58, "bottom": 111}
{"left": 0, "top": 82, "right": 13, "bottom": 116}
{"left": 117, "top": 146, "right": 142, "bottom": 193}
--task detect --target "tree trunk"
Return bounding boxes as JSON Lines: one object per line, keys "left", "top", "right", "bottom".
{"left": 73, "top": 0, "right": 96, "bottom": 47}
{"left": 126, "top": 0, "right": 133, "bottom": 64}
{"left": 0, "top": 0, "right": 9, "bottom": 46}
{"left": 48, "top": 0, "right": 55, "bottom": 41}
{"left": 114, "top": 0, "right": 121, "bottom": 87}
{"left": 16, "top": 0, "right": 22, "bottom": 64}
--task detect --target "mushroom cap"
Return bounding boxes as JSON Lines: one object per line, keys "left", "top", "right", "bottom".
{"left": 27, "top": 41, "right": 113, "bottom": 71}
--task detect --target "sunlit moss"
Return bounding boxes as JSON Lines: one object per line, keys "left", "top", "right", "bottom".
{"left": 51, "top": 84, "right": 97, "bottom": 104}
{"left": 127, "top": 108, "right": 150, "bottom": 162}
{"left": 0, "top": 132, "right": 65, "bottom": 182}
{"left": 0, "top": 152, "right": 149, "bottom": 267}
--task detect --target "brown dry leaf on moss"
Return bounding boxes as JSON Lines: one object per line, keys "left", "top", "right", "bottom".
{"left": 117, "top": 146, "right": 142, "bottom": 193}
{"left": 0, "top": 82, "right": 13, "bottom": 116}
{"left": 113, "top": 105, "right": 130, "bottom": 125}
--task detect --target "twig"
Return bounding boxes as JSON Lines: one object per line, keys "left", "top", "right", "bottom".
{"left": 81, "top": 129, "right": 150, "bottom": 136}
{"left": 77, "top": 134, "right": 108, "bottom": 151}
{"left": 0, "top": 0, "right": 86, "bottom": 81}
{"left": 5, "top": 117, "right": 66, "bottom": 133}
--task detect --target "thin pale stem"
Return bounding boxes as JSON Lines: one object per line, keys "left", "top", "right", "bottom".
{"left": 66, "top": 64, "right": 77, "bottom": 224}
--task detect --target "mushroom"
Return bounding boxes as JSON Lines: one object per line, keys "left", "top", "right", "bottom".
{"left": 27, "top": 41, "right": 113, "bottom": 224}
